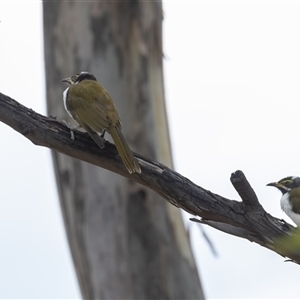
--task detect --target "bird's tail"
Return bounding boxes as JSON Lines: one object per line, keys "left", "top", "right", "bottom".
{"left": 109, "top": 126, "right": 141, "bottom": 174}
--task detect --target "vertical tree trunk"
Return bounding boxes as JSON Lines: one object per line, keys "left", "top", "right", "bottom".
{"left": 43, "top": 2, "right": 204, "bottom": 299}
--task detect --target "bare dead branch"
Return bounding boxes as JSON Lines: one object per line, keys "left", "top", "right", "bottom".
{"left": 1, "top": 91, "right": 300, "bottom": 263}
{"left": 230, "top": 170, "right": 261, "bottom": 207}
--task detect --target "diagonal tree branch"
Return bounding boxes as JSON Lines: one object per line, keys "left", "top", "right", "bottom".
{"left": 1, "top": 91, "right": 299, "bottom": 263}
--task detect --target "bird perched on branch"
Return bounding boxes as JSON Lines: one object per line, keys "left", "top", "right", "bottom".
{"left": 267, "top": 176, "right": 300, "bottom": 226}
{"left": 61, "top": 71, "right": 141, "bottom": 174}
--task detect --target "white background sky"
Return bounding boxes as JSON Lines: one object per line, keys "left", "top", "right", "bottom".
{"left": 1, "top": 1, "right": 300, "bottom": 299}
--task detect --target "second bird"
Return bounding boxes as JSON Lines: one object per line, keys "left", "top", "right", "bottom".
{"left": 61, "top": 71, "right": 141, "bottom": 174}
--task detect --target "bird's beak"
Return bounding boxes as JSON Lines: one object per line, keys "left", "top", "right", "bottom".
{"left": 267, "top": 181, "right": 288, "bottom": 194}
{"left": 61, "top": 77, "right": 73, "bottom": 84}
{"left": 266, "top": 182, "right": 278, "bottom": 187}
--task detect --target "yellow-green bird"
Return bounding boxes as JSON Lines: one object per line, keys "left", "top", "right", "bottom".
{"left": 61, "top": 71, "right": 141, "bottom": 174}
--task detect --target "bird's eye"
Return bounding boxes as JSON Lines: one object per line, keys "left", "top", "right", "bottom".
{"left": 282, "top": 180, "right": 293, "bottom": 186}
{"left": 71, "top": 75, "right": 78, "bottom": 82}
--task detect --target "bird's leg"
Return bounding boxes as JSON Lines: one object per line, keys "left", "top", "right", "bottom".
{"left": 62, "top": 120, "right": 81, "bottom": 141}
{"left": 101, "top": 130, "right": 106, "bottom": 139}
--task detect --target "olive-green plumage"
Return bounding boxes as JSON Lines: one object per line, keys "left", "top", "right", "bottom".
{"left": 61, "top": 72, "right": 141, "bottom": 174}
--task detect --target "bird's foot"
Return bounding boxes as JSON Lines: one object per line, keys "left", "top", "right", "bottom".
{"left": 62, "top": 120, "right": 80, "bottom": 141}
{"left": 101, "top": 130, "right": 106, "bottom": 139}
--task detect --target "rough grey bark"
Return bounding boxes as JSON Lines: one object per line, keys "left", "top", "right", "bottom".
{"left": 43, "top": 2, "right": 204, "bottom": 299}
{"left": 1, "top": 92, "right": 299, "bottom": 265}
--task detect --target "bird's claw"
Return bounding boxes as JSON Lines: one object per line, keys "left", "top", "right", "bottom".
{"left": 62, "top": 120, "right": 80, "bottom": 141}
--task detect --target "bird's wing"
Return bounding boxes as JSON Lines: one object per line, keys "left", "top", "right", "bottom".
{"left": 92, "top": 87, "right": 121, "bottom": 128}
{"left": 67, "top": 85, "right": 110, "bottom": 133}
{"left": 83, "top": 126, "right": 105, "bottom": 149}
{"left": 291, "top": 196, "right": 300, "bottom": 215}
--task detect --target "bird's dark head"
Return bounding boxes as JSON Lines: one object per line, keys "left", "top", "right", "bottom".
{"left": 267, "top": 176, "right": 300, "bottom": 194}
{"left": 61, "top": 72, "right": 97, "bottom": 85}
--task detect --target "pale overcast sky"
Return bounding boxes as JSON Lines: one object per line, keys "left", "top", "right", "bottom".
{"left": 1, "top": 1, "right": 300, "bottom": 299}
